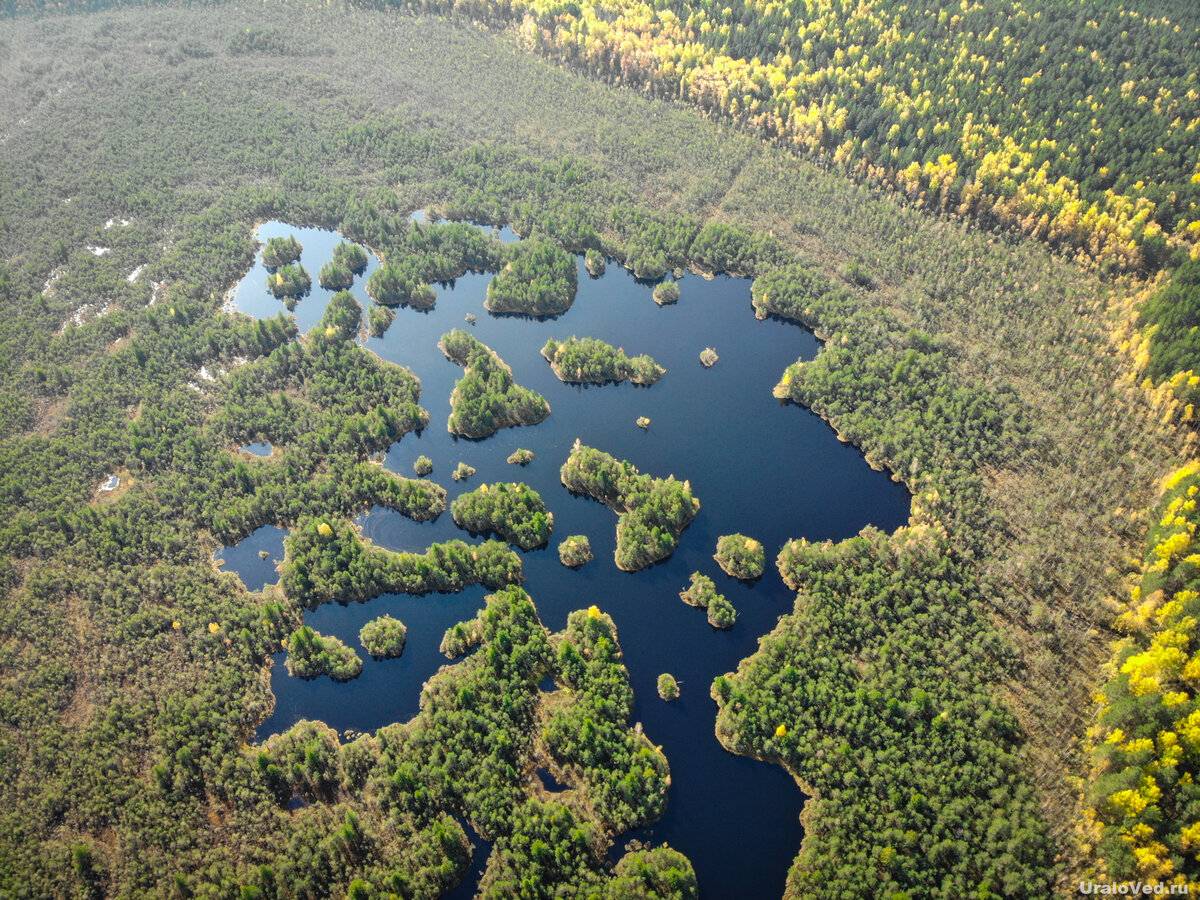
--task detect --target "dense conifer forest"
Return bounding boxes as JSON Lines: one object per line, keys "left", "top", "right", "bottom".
{"left": 0, "top": 0, "right": 1197, "bottom": 897}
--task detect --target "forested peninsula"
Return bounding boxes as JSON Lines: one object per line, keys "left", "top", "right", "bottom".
{"left": 0, "top": 1, "right": 1196, "bottom": 898}
{"left": 440, "top": 329, "right": 551, "bottom": 438}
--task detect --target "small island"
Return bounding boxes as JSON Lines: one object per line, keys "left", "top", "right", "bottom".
{"left": 714, "top": 534, "right": 765, "bottom": 581}
{"left": 652, "top": 281, "right": 680, "bottom": 306}
{"left": 507, "top": 448, "right": 534, "bottom": 466}
{"left": 318, "top": 260, "right": 354, "bottom": 290}
{"left": 541, "top": 336, "right": 665, "bottom": 386}
{"left": 679, "top": 571, "right": 737, "bottom": 629}
{"left": 657, "top": 673, "right": 679, "bottom": 701}
{"left": 262, "top": 234, "right": 302, "bottom": 267}
{"left": 413, "top": 455, "right": 434, "bottom": 476}
{"left": 585, "top": 249, "right": 606, "bottom": 277}
{"left": 560, "top": 440, "right": 699, "bottom": 571}
{"left": 367, "top": 304, "right": 394, "bottom": 337}
{"left": 333, "top": 240, "right": 369, "bottom": 273}
{"left": 452, "top": 461, "right": 476, "bottom": 481}
{"left": 367, "top": 264, "right": 437, "bottom": 309}
{"left": 450, "top": 482, "right": 554, "bottom": 550}
{"left": 266, "top": 263, "right": 311, "bottom": 298}
{"left": 485, "top": 239, "right": 578, "bottom": 316}
{"left": 636, "top": 416, "right": 650, "bottom": 429}
{"left": 558, "top": 535, "right": 594, "bottom": 568}
{"left": 440, "top": 330, "right": 551, "bottom": 438}
{"left": 699, "top": 347, "right": 719, "bottom": 368}
{"left": 359, "top": 615, "right": 407, "bottom": 659}
{"left": 285, "top": 625, "right": 362, "bottom": 681}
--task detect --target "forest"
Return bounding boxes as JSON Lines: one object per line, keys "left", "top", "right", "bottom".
{"left": 716, "top": 527, "right": 1052, "bottom": 898}
{"left": 389, "top": 0, "right": 1200, "bottom": 274}
{"left": 1086, "top": 462, "right": 1200, "bottom": 885}
{"left": 0, "top": 0, "right": 1194, "bottom": 897}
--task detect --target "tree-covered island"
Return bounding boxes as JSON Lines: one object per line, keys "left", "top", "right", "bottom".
{"left": 440, "top": 329, "right": 551, "bottom": 438}
{"left": 541, "top": 336, "right": 665, "bottom": 385}
{"left": 281, "top": 517, "right": 522, "bottom": 608}
{"left": 714, "top": 534, "right": 765, "bottom": 581}
{"left": 317, "top": 260, "right": 354, "bottom": 290}
{"left": 265, "top": 262, "right": 310, "bottom": 298}
{"left": 367, "top": 303, "right": 394, "bottom": 337}
{"left": 679, "top": 571, "right": 737, "bottom": 629}
{"left": 657, "top": 673, "right": 680, "bottom": 701}
{"left": 366, "top": 264, "right": 437, "bottom": 309}
{"left": 484, "top": 238, "right": 578, "bottom": 316}
{"left": 261, "top": 236, "right": 302, "bottom": 267}
{"left": 261, "top": 234, "right": 302, "bottom": 267}
{"left": 560, "top": 440, "right": 699, "bottom": 571}
{"left": 652, "top": 281, "right": 680, "bottom": 306}
{"left": 558, "top": 534, "right": 594, "bottom": 568}
{"left": 358, "top": 614, "right": 407, "bottom": 659}
{"left": 450, "top": 482, "right": 554, "bottom": 550}
{"left": 333, "top": 240, "right": 369, "bottom": 273}
{"left": 585, "top": 249, "right": 606, "bottom": 277}
{"left": 285, "top": 624, "right": 363, "bottom": 681}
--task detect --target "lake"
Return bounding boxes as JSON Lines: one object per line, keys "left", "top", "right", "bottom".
{"left": 225, "top": 221, "right": 911, "bottom": 898}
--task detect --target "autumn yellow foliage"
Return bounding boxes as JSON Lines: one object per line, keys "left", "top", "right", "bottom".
{"left": 1088, "top": 461, "right": 1200, "bottom": 882}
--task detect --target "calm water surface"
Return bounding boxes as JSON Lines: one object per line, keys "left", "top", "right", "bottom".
{"left": 224, "top": 221, "right": 911, "bottom": 899}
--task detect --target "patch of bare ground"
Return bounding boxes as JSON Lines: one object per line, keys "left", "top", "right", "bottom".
{"left": 60, "top": 594, "right": 99, "bottom": 729}
{"left": 974, "top": 297, "right": 1195, "bottom": 888}
{"left": 27, "top": 396, "right": 68, "bottom": 437}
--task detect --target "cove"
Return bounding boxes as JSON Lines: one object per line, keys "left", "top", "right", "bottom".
{"left": 225, "top": 221, "right": 911, "bottom": 899}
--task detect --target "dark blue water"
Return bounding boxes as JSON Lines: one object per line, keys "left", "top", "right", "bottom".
{"left": 215, "top": 524, "right": 287, "bottom": 593}
{"left": 227, "top": 222, "right": 911, "bottom": 899}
